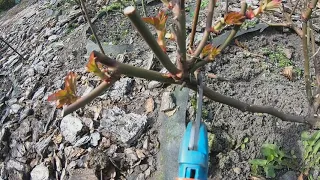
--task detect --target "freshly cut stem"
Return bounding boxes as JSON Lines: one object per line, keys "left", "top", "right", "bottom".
{"left": 79, "top": 0, "right": 105, "bottom": 55}
{"left": 63, "top": 79, "right": 118, "bottom": 116}
{"left": 302, "top": 22, "right": 312, "bottom": 104}
{"left": 189, "top": 0, "right": 201, "bottom": 48}
{"left": 188, "top": 0, "right": 215, "bottom": 65}
{"left": 123, "top": 6, "right": 180, "bottom": 75}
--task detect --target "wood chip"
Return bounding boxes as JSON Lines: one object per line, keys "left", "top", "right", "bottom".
{"left": 145, "top": 97, "right": 155, "bottom": 113}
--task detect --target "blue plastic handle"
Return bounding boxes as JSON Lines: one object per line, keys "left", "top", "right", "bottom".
{"left": 178, "top": 121, "right": 209, "bottom": 180}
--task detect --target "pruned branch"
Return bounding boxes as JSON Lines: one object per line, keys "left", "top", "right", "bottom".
{"left": 0, "top": 37, "right": 26, "bottom": 61}
{"left": 123, "top": 6, "right": 180, "bottom": 76}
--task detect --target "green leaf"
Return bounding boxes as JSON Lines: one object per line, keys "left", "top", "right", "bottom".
{"left": 249, "top": 159, "right": 268, "bottom": 166}
{"left": 267, "top": 154, "right": 274, "bottom": 162}
{"left": 308, "top": 131, "right": 320, "bottom": 147}
{"left": 243, "top": 137, "right": 249, "bottom": 143}
{"left": 261, "top": 144, "right": 278, "bottom": 157}
{"left": 241, "top": 144, "right": 246, "bottom": 150}
{"left": 311, "top": 139, "right": 320, "bottom": 155}
{"left": 264, "top": 165, "right": 276, "bottom": 178}
{"left": 301, "top": 131, "right": 310, "bottom": 141}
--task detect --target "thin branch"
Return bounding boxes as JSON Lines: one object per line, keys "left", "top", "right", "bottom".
{"left": 302, "top": 21, "right": 312, "bottom": 104}
{"left": 185, "top": 80, "right": 320, "bottom": 128}
{"left": 141, "top": 0, "right": 147, "bottom": 17}
{"left": 290, "top": 0, "right": 301, "bottom": 17}
{"left": 79, "top": 0, "right": 105, "bottom": 54}
{"left": 93, "top": 51, "right": 176, "bottom": 83}
{"left": 190, "top": 1, "right": 247, "bottom": 72}
{"left": 62, "top": 79, "right": 118, "bottom": 116}
{"left": 283, "top": 12, "right": 303, "bottom": 37}
{"left": 225, "top": 0, "right": 229, "bottom": 15}
{"left": 189, "top": 0, "right": 201, "bottom": 48}
{"left": 301, "top": 0, "right": 319, "bottom": 21}
{"left": 0, "top": 37, "right": 26, "bottom": 60}
{"left": 188, "top": 0, "right": 215, "bottom": 65}
{"left": 123, "top": 6, "right": 180, "bottom": 75}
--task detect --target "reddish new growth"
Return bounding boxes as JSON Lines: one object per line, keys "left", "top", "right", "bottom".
{"left": 201, "top": 44, "right": 221, "bottom": 61}
{"left": 142, "top": 10, "right": 168, "bottom": 52}
{"left": 86, "top": 52, "right": 110, "bottom": 81}
{"left": 48, "top": 72, "right": 79, "bottom": 108}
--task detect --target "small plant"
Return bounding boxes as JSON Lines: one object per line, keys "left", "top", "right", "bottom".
{"left": 249, "top": 143, "right": 296, "bottom": 178}
{"left": 235, "top": 137, "right": 249, "bottom": 150}
{"left": 262, "top": 47, "right": 292, "bottom": 68}
{"left": 300, "top": 131, "right": 320, "bottom": 178}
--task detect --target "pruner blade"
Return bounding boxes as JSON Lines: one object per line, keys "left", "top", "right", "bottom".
{"left": 188, "top": 73, "right": 204, "bottom": 150}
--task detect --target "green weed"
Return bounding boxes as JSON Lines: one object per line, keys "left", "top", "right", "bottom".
{"left": 301, "top": 131, "right": 320, "bottom": 174}
{"left": 200, "top": 0, "right": 209, "bottom": 8}
{"left": 249, "top": 143, "right": 296, "bottom": 178}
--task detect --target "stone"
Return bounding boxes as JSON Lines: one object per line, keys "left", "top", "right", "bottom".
{"left": 60, "top": 115, "right": 83, "bottom": 143}
{"left": 32, "top": 86, "right": 46, "bottom": 100}
{"left": 6, "top": 159, "right": 26, "bottom": 171}
{"left": 160, "top": 92, "right": 175, "bottom": 112}
{"left": 48, "top": 35, "right": 58, "bottom": 42}
{"left": 86, "top": 40, "right": 133, "bottom": 56}
{"left": 90, "top": 132, "right": 100, "bottom": 147}
{"left": 100, "top": 107, "right": 147, "bottom": 144}
{"left": 51, "top": 41, "right": 64, "bottom": 51}
{"left": 279, "top": 171, "right": 297, "bottom": 180}
{"left": 10, "top": 104, "right": 22, "bottom": 114}
{"left": 69, "top": 168, "right": 98, "bottom": 180}
{"left": 30, "top": 163, "right": 49, "bottom": 180}
{"left": 73, "top": 136, "right": 90, "bottom": 147}
{"left": 109, "top": 77, "right": 133, "bottom": 101}
{"left": 147, "top": 81, "right": 162, "bottom": 89}
{"left": 27, "top": 68, "right": 35, "bottom": 77}
{"left": 33, "top": 61, "right": 47, "bottom": 75}
{"left": 3, "top": 55, "right": 19, "bottom": 68}
{"left": 283, "top": 48, "right": 292, "bottom": 59}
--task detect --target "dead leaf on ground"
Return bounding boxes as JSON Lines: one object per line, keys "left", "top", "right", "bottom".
{"left": 52, "top": 133, "right": 63, "bottom": 144}
{"left": 282, "top": 66, "right": 293, "bottom": 80}
{"left": 249, "top": 176, "right": 266, "bottom": 180}
{"left": 165, "top": 107, "right": 178, "bottom": 117}
{"left": 145, "top": 98, "right": 155, "bottom": 113}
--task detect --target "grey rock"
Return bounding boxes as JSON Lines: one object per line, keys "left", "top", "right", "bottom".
{"left": 7, "top": 98, "right": 17, "bottom": 106}
{"left": 51, "top": 41, "right": 64, "bottom": 51}
{"left": 90, "top": 132, "right": 100, "bottom": 147}
{"left": 283, "top": 48, "right": 292, "bottom": 59}
{"left": 32, "top": 86, "right": 46, "bottom": 100}
{"left": 44, "top": 29, "right": 55, "bottom": 38}
{"left": 3, "top": 55, "right": 19, "bottom": 68}
{"left": 20, "top": 108, "right": 33, "bottom": 121}
{"left": 109, "top": 77, "right": 133, "bottom": 101}
{"left": 27, "top": 68, "right": 35, "bottom": 77}
{"left": 10, "top": 104, "right": 21, "bottom": 114}
{"left": 86, "top": 40, "right": 133, "bottom": 56}
{"left": 48, "top": 35, "right": 58, "bottom": 42}
{"left": 33, "top": 61, "right": 47, "bottom": 75}
{"left": 73, "top": 135, "right": 90, "bottom": 147}
{"left": 100, "top": 107, "right": 147, "bottom": 144}
{"left": 160, "top": 92, "right": 175, "bottom": 112}
{"left": 30, "top": 163, "right": 49, "bottom": 180}
{"left": 147, "top": 81, "right": 162, "bottom": 89}
{"left": 279, "top": 171, "right": 297, "bottom": 180}
{"left": 140, "top": 164, "right": 148, "bottom": 171}
{"left": 60, "top": 115, "right": 83, "bottom": 143}
{"left": 77, "top": 16, "right": 85, "bottom": 24}
{"left": 6, "top": 159, "right": 26, "bottom": 171}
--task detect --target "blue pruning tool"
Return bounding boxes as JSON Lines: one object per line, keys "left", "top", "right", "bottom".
{"left": 178, "top": 73, "right": 209, "bottom": 180}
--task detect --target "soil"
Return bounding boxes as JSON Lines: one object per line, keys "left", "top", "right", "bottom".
{"left": 0, "top": 0, "right": 320, "bottom": 179}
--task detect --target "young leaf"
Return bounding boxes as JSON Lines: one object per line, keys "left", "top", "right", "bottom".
{"left": 224, "top": 12, "right": 245, "bottom": 25}
{"left": 246, "top": 7, "right": 256, "bottom": 19}
{"left": 86, "top": 52, "right": 109, "bottom": 80}
{"left": 208, "top": 47, "right": 221, "bottom": 60}
{"left": 142, "top": 11, "right": 168, "bottom": 52}
{"left": 249, "top": 159, "right": 268, "bottom": 166}
{"left": 263, "top": 0, "right": 281, "bottom": 11}
{"left": 264, "top": 164, "right": 276, "bottom": 178}
{"left": 48, "top": 72, "right": 79, "bottom": 108}
{"left": 201, "top": 44, "right": 213, "bottom": 57}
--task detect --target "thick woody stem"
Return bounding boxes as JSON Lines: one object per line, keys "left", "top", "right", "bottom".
{"left": 123, "top": 6, "right": 180, "bottom": 75}
{"left": 188, "top": 0, "right": 215, "bottom": 65}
